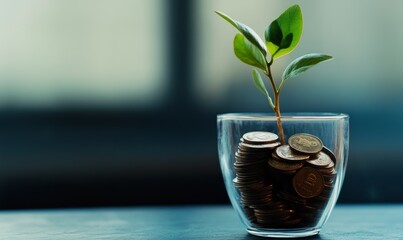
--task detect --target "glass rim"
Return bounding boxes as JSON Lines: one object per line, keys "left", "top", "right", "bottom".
{"left": 217, "top": 112, "right": 349, "bottom": 121}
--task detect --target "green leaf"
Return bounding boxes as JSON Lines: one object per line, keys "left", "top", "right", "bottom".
{"left": 282, "top": 53, "right": 333, "bottom": 82}
{"left": 252, "top": 69, "right": 274, "bottom": 109}
{"left": 280, "top": 33, "right": 293, "bottom": 49}
{"left": 215, "top": 11, "right": 267, "bottom": 56}
{"left": 265, "top": 4, "right": 303, "bottom": 59}
{"left": 266, "top": 20, "right": 282, "bottom": 46}
{"left": 233, "top": 34, "right": 267, "bottom": 70}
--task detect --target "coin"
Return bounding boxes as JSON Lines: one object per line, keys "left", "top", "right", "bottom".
{"left": 293, "top": 167, "right": 325, "bottom": 198}
{"left": 234, "top": 160, "right": 266, "bottom": 167}
{"left": 268, "top": 158, "right": 305, "bottom": 172}
{"left": 276, "top": 191, "right": 307, "bottom": 205}
{"left": 241, "top": 190, "right": 273, "bottom": 199}
{"left": 233, "top": 178, "right": 266, "bottom": 189}
{"left": 276, "top": 145, "right": 310, "bottom": 161}
{"left": 243, "top": 131, "right": 279, "bottom": 144}
{"left": 233, "top": 131, "right": 336, "bottom": 229}
{"left": 255, "top": 209, "right": 295, "bottom": 219}
{"left": 322, "top": 146, "right": 337, "bottom": 164}
{"left": 306, "top": 152, "right": 333, "bottom": 168}
{"left": 235, "top": 156, "right": 268, "bottom": 163}
{"left": 317, "top": 166, "right": 337, "bottom": 176}
{"left": 242, "top": 206, "right": 256, "bottom": 222}
{"left": 282, "top": 217, "right": 303, "bottom": 227}
{"left": 289, "top": 133, "right": 323, "bottom": 154}
{"left": 239, "top": 141, "right": 281, "bottom": 150}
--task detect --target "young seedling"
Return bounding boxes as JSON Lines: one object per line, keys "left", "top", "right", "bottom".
{"left": 216, "top": 4, "right": 333, "bottom": 145}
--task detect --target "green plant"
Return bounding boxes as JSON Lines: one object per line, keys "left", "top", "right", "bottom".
{"left": 216, "top": 4, "right": 333, "bottom": 144}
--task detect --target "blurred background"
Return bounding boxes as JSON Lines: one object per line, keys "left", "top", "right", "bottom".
{"left": 0, "top": 0, "right": 402, "bottom": 209}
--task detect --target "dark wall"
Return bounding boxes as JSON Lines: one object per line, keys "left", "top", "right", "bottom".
{"left": 1, "top": 110, "right": 403, "bottom": 209}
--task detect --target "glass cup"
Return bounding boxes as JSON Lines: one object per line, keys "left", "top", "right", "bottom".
{"left": 217, "top": 113, "right": 349, "bottom": 238}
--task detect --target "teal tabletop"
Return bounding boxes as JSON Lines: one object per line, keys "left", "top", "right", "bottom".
{"left": 0, "top": 204, "right": 401, "bottom": 239}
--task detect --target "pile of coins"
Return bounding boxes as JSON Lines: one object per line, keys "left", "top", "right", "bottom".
{"left": 233, "top": 132, "right": 337, "bottom": 229}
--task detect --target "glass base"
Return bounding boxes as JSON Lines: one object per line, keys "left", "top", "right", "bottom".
{"left": 247, "top": 227, "right": 320, "bottom": 238}
{"left": 217, "top": 113, "right": 349, "bottom": 238}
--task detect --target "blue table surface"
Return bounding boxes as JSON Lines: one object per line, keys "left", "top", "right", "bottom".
{"left": 0, "top": 204, "right": 402, "bottom": 240}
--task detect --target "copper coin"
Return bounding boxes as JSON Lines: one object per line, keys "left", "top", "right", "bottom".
{"left": 289, "top": 133, "right": 323, "bottom": 154}
{"left": 276, "top": 145, "right": 310, "bottom": 161}
{"left": 306, "top": 152, "right": 333, "bottom": 168}
{"left": 276, "top": 191, "right": 307, "bottom": 205}
{"left": 293, "top": 167, "right": 324, "bottom": 198}
{"left": 268, "top": 158, "right": 305, "bottom": 172}
{"left": 317, "top": 167, "right": 337, "bottom": 177}
{"left": 243, "top": 132, "right": 279, "bottom": 144}
{"left": 322, "top": 146, "right": 337, "bottom": 164}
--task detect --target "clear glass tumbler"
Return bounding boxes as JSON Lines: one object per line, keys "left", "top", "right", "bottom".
{"left": 217, "top": 113, "right": 349, "bottom": 238}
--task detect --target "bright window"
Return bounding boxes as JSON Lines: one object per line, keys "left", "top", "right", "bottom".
{"left": 0, "top": 0, "right": 166, "bottom": 108}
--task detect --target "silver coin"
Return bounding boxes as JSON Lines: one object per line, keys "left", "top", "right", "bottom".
{"left": 240, "top": 141, "right": 281, "bottom": 149}
{"left": 243, "top": 131, "right": 279, "bottom": 144}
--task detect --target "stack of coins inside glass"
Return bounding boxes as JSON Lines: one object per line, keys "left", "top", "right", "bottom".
{"left": 233, "top": 132, "right": 337, "bottom": 229}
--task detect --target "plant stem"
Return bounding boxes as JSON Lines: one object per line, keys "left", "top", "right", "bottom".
{"left": 266, "top": 65, "right": 286, "bottom": 145}
{"left": 274, "top": 92, "right": 286, "bottom": 145}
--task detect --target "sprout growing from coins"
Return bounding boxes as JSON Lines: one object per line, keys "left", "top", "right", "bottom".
{"left": 216, "top": 4, "right": 333, "bottom": 144}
